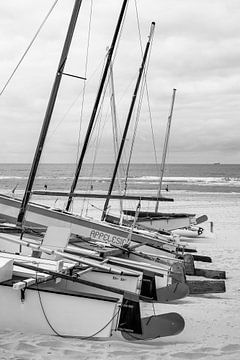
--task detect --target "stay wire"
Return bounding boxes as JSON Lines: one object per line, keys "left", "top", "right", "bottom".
{"left": 123, "top": 67, "right": 148, "bottom": 193}
{"left": 71, "top": 0, "right": 93, "bottom": 213}
{"left": 0, "top": 0, "right": 59, "bottom": 96}
{"left": 111, "top": 0, "right": 129, "bottom": 65}
{"left": 123, "top": 19, "right": 154, "bottom": 193}
{"left": 134, "top": 0, "right": 158, "bottom": 167}
{"left": 76, "top": 0, "right": 93, "bottom": 163}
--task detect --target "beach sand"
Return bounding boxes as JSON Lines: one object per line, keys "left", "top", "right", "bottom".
{"left": 0, "top": 192, "right": 239, "bottom": 360}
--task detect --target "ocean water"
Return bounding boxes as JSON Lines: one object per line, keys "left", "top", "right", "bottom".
{"left": 1, "top": 163, "right": 240, "bottom": 193}
{"left": 0, "top": 163, "right": 240, "bottom": 359}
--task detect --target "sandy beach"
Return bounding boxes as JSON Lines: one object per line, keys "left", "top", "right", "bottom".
{"left": 0, "top": 191, "right": 239, "bottom": 360}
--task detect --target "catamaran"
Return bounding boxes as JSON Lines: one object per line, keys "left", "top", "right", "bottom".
{"left": 0, "top": 226, "right": 189, "bottom": 303}
{"left": 0, "top": 251, "right": 185, "bottom": 340}
{"left": 0, "top": 0, "right": 225, "bottom": 341}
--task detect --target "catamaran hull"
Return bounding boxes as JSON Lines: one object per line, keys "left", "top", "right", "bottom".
{"left": 0, "top": 242, "right": 185, "bottom": 303}
{"left": 0, "top": 195, "right": 177, "bottom": 254}
{"left": 0, "top": 283, "right": 119, "bottom": 338}
{"left": 0, "top": 283, "right": 185, "bottom": 340}
{"left": 123, "top": 210, "right": 196, "bottom": 231}
{"left": 134, "top": 217, "right": 193, "bottom": 232}
{"left": 172, "top": 227, "right": 205, "bottom": 238}
{"left": 0, "top": 253, "right": 186, "bottom": 340}
{"left": 63, "top": 244, "right": 189, "bottom": 301}
{"left": 0, "top": 250, "right": 142, "bottom": 299}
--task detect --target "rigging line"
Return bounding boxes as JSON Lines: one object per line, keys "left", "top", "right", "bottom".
{"left": 105, "top": 64, "right": 138, "bottom": 181}
{"left": 123, "top": 34, "right": 154, "bottom": 193}
{"left": 109, "top": 1, "right": 129, "bottom": 171}
{"left": 86, "top": 76, "right": 117, "bottom": 174}
{"left": 66, "top": 0, "right": 132, "bottom": 213}
{"left": 88, "top": 79, "right": 112, "bottom": 165}
{"left": 74, "top": 50, "right": 108, "bottom": 176}
{"left": 35, "top": 263, "right": 121, "bottom": 339}
{"left": 134, "top": 0, "right": 143, "bottom": 53}
{"left": 83, "top": 108, "right": 109, "bottom": 217}
{"left": 71, "top": 0, "right": 94, "bottom": 213}
{"left": 134, "top": 0, "right": 158, "bottom": 167}
{"left": 85, "top": 68, "right": 111, "bottom": 157}
{"left": 111, "top": 0, "right": 129, "bottom": 65}
{"left": 80, "top": 109, "right": 103, "bottom": 217}
{"left": 123, "top": 80, "right": 145, "bottom": 193}
{"left": 78, "top": 72, "right": 111, "bottom": 215}
{"left": 108, "top": 2, "right": 139, "bottom": 173}
{"left": 45, "top": 56, "right": 105, "bottom": 143}
{"left": 75, "top": 2, "right": 128, "bottom": 210}
{"left": 0, "top": 0, "right": 59, "bottom": 96}
{"left": 124, "top": 64, "right": 147, "bottom": 186}
{"left": 76, "top": 0, "right": 93, "bottom": 164}
{"left": 35, "top": 264, "right": 63, "bottom": 337}
{"left": 107, "top": 72, "right": 136, "bottom": 178}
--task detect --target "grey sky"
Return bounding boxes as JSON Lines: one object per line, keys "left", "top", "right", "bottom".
{"left": 0, "top": 0, "right": 240, "bottom": 164}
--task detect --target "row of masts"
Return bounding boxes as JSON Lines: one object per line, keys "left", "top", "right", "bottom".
{"left": 17, "top": 0, "right": 176, "bottom": 228}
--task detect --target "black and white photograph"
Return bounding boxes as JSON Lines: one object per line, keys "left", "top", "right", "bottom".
{"left": 0, "top": 1, "right": 239, "bottom": 359}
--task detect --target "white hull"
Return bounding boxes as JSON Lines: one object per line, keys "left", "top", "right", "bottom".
{"left": 0, "top": 195, "right": 177, "bottom": 253}
{"left": 172, "top": 227, "right": 205, "bottom": 238}
{"left": 0, "top": 254, "right": 186, "bottom": 340}
{"left": 0, "top": 230, "right": 189, "bottom": 302}
{"left": 136, "top": 216, "right": 193, "bottom": 232}
{"left": 0, "top": 282, "right": 119, "bottom": 338}
{"left": 0, "top": 233, "right": 188, "bottom": 303}
{"left": 0, "top": 251, "right": 142, "bottom": 299}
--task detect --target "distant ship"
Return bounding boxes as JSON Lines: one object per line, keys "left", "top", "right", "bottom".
{"left": 213, "top": 162, "right": 221, "bottom": 165}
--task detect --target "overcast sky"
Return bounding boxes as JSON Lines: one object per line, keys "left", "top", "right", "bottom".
{"left": 0, "top": 0, "right": 240, "bottom": 164}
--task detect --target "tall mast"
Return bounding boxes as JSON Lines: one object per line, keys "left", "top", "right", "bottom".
{"left": 17, "top": 0, "right": 84, "bottom": 225}
{"left": 101, "top": 22, "right": 155, "bottom": 221}
{"left": 155, "top": 88, "right": 176, "bottom": 213}
{"left": 66, "top": 0, "right": 129, "bottom": 211}
{"left": 109, "top": 62, "right": 124, "bottom": 217}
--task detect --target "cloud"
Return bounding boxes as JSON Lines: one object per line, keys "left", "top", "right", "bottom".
{"left": 0, "top": 0, "right": 240, "bottom": 164}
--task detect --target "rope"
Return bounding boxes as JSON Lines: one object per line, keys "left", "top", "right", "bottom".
{"left": 76, "top": 4, "right": 129, "bottom": 215}
{"left": 0, "top": 0, "right": 59, "bottom": 96}
{"left": 134, "top": 0, "right": 158, "bottom": 167}
{"left": 111, "top": 1, "right": 129, "bottom": 64}
{"left": 76, "top": 0, "right": 93, "bottom": 163}
{"left": 78, "top": 57, "right": 111, "bottom": 216}
{"left": 123, "top": 4, "right": 155, "bottom": 193}
{"left": 71, "top": 0, "right": 93, "bottom": 215}
{"left": 34, "top": 263, "right": 122, "bottom": 339}
{"left": 35, "top": 264, "right": 63, "bottom": 337}
{"left": 123, "top": 74, "right": 145, "bottom": 193}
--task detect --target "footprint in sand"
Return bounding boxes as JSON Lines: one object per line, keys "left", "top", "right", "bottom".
{"left": 171, "top": 352, "right": 209, "bottom": 359}
{"left": 171, "top": 347, "right": 220, "bottom": 359}
{"left": 221, "top": 344, "right": 240, "bottom": 353}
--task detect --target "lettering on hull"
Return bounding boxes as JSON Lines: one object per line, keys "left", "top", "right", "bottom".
{"left": 89, "top": 230, "right": 129, "bottom": 247}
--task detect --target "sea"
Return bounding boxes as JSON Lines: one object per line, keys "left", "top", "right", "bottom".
{"left": 1, "top": 163, "right": 240, "bottom": 194}
{"left": 0, "top": 163, "right": 240, "bottom": 360}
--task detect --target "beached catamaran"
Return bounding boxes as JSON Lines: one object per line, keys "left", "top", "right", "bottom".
{"left": 0, "top": 11, "right": 199, "bottom": 267}
{"left": 0, "top": 1, "right": 183, "bottom": 256}
{"left": 108, "top": 88, "right": 208, "bottom": 235}
{"left": 0, "top": 0, "right": 189, "bottom": 339}
{"left": 0, "top": 226, "right": 189, "bottom": 303}
{"left": 0, "top": 245, "right": 185, "bottom": 340}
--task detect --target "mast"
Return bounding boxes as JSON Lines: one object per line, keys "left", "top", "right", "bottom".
{"left": 66, "top": 0, "right": 129, "bottom": 211}
{"left": 17, "top": 0, "right": 84, "bottom": 225}
{"left": 109, "top": 61, "right": 124, "bottom": 217}
{"left": 101, "top": 22, "right": 155, "bottom": 221}
{"left": 155, "top": 88, "right": 176, "bottom": 213}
